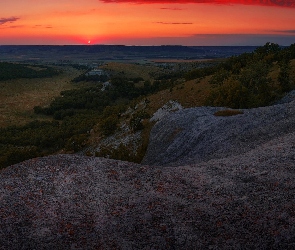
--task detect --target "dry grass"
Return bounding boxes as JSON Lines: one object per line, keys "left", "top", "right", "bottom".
{"left": 0, "top": 66, "right": 82, "bottom": 127}
{"left": 101, "top": 62, "right": 161, "bottom": 80}
{"left": 146, "top": 76, "right": 213, "bottom": 115}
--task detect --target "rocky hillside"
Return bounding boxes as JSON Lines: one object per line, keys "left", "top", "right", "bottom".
{"left": 143, "top": 100, "right": 295, "bottom": 166}
{"left": 1, "top": 99, "right": 295, "bottom": 249}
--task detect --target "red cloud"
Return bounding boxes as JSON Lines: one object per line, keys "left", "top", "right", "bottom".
{"left": 100, "top": 0, "right": 295, "bottom": 7}
{"left": 0, "top": 17, "right": 19, "bottom": 25}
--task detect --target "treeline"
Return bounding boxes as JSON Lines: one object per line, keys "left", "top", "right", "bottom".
{"left": 0, "top": 114, "right": 99, "bottom": 168}
{"left": 0, "top": 74, "right": 175, "bottom": 168}
{"left": 186, "top": 43, "right": 295, "bottom": 108}
{"left": 71, "top": 74, "right": 109, "bottom": 83}
{"left": 0, "top": 62, "right": 60, "bottom": 80}
{"left": 2, "top": 43, "right": 295, "bottom": 168}
{"left": 207, "top": 43, "right": 295, "bottom": 108}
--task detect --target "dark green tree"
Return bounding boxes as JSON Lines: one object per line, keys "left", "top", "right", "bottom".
{"left": 278, "top": 62, "right": 291, "bottom": 93}
{"left": 100, "top": 115, "right": 119, "bottom": 136}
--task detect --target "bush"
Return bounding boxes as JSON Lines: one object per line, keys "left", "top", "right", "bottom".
{"left": 0, "top": 145, "right": 40, "bottom": 170}
{"left": 209, "top": 69, "right": 230, "bottom": 85}
{"left": 100, "top": 115, "right": 119, "bottom": 136}
{"left": 65, "top": 134, "right": 88, "bottom": 152}
{"left": 207, "top": 78, "right": 249, "bottom": 109}
{"left": 130, "top": 111, "right": 150, "bottom": 132}
{"left": 278, "top": 62, "right": 291, "bottom": 93}
{"left": 53, "top": 109, "right": 76, "bottom": 120}
{"left": 0, "top": 62, "right": 60, "bottom": 80}
{"left": 96, "top": 143, "right": 133, "bottom": 162}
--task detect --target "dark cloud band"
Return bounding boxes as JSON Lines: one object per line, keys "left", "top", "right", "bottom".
{"left": 156, "top": 21, "right": 193, "bottom": 24}
{"left": 0, "top": 17, "right": 19, "bottom": 25}
{"left": 100, "top": 0, "right": 295, "bottom": 8}
{"left": 281, "top": 30, "right": 295, "bottom": 33}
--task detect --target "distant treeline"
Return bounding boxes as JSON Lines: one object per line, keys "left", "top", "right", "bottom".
{"left": 0, "top": 62, "right": 60, "bottom": 80}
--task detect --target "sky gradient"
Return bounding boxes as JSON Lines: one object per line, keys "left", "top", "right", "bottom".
{"left": 0, "top": 0, "right": 295, "bottom": 46}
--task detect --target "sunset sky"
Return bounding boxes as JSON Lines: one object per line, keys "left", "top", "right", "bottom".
{"left": 0, "top": 0, "right": 295, "bottom": 46}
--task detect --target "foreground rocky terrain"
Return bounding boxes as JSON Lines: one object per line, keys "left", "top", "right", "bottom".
{"left": 143, "top": 100, "right": 295, "bottom": 166}
{"left": 1, "top": 99, "right": 295, "bottom": 249}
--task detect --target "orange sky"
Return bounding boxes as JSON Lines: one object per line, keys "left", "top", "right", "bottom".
{"left": 0, "top": 0, "right": 294, "bottom": 45}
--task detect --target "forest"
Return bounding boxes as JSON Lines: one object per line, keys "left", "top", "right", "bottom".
{"left": 0, "top": 42, "right": 295, "bottom": 169}
{"left": 0, "top": 62, "right": 60, "bottom": 80}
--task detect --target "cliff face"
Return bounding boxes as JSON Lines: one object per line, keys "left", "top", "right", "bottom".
{"left": 1, "top": 101, "right": 295, "bottom": 249}
{"left": 143, "top": 101, "right": 295, "bottom": 166}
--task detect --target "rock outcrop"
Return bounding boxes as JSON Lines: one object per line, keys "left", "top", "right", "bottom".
{"left": 143, "top": 101, "right": 295, "bottom": 166}
{"left": 1, "top": 101, "right": 295, "bottom": 249}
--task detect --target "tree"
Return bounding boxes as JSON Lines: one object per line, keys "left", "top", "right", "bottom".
{"left": 130, "top": 111, "right": 150, "bottom": 132}
{"left": 207, "top": 78, "right": 249, "bottom": 109}
{"left": 278, "top": 62, "right": 291, "bottom": 93}
{"left": 209, "top": 68, "right": 230, "bottom": 85}
{"left": 100, "top": 115, "right": 119, "bottom": 136}
{"left": 254, "top": 42, "right": 280, "bottom": 56}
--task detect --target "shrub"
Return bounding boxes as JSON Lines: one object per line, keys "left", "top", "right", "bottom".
{"left": 207, "top": 78, "right": 249, "bottom": 109}
{"left": 96, "top": 143, "right": 133, "bottom": 162}
{"left": 278, "top": 62, "right": 291, "bottom": 93}
{"left": 100, "top": 115, "right": 119, "bottom": 136}
{"left": 53, "top": 109, "right": 76, "bottom": 120}
{"left": 130, "top": 111, "right": 150, "bottom": 132}
{"left": 0, "top": 145, "right": 40, "bottom": 170}
{"left": 102, "top": 105, "right": 126, "bottom": 118}
{"left": 65, "top": 134, "right": 88, "bottom": 152}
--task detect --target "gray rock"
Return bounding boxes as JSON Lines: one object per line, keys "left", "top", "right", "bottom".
{"left": 143, "top": 101, "right": 295, "bottom": 166}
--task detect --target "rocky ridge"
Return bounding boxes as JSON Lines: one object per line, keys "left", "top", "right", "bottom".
{"left": 143, "top": 101, "right": 295, "bottom": 166}
{"left": 1, "top": 99, "right": 295, "bottom": 249}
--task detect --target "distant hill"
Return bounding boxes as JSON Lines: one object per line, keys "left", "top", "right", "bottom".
{"left": 0, "top": 45, "right": 257, "bottom": 63}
